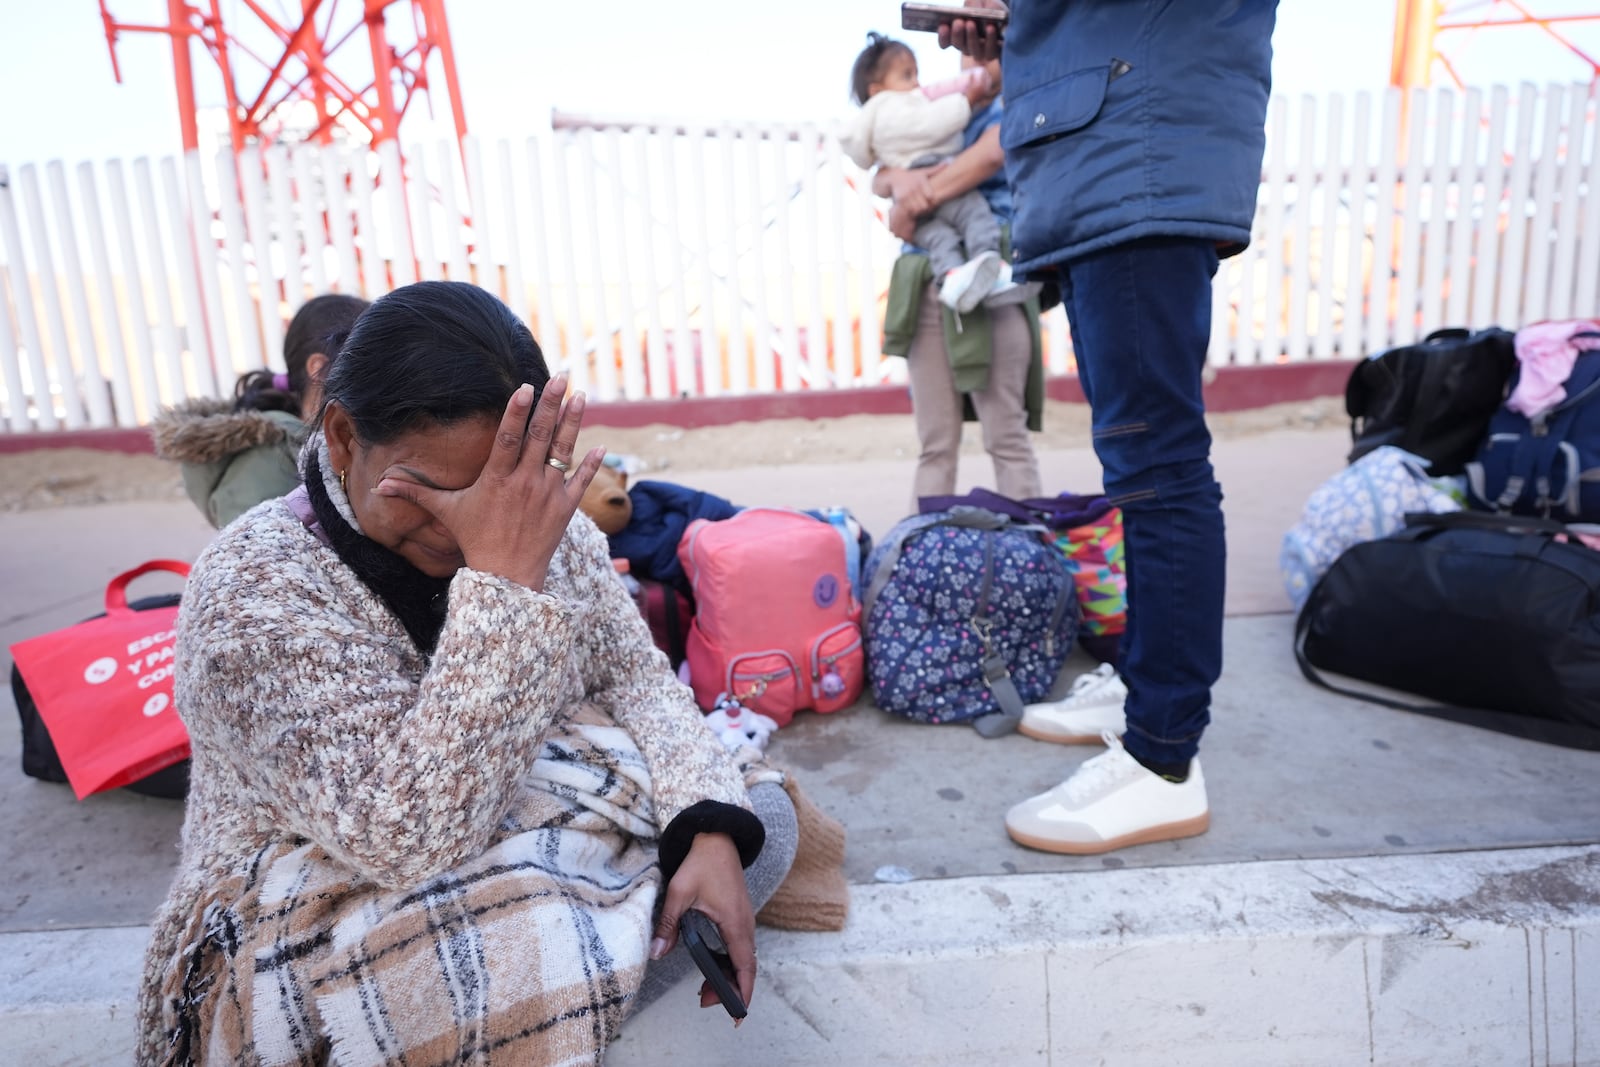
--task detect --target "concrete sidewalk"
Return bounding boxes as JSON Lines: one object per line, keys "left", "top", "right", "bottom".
{"left": 3, "top": 424, "right": 1598, "bottom": 1065}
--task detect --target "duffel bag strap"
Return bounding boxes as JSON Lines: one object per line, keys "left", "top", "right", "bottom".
{"left": 1402, "top": 510, "right": 1572, "bottom": 536}
{"left": 973, "top": 653, "right": 1027, "bottom": 737}
{"left": 969, "top": 532, "right": 1025, "bottom": 738}
{"left": 1293, "top": 600, "right": 1600, "bottom": 751}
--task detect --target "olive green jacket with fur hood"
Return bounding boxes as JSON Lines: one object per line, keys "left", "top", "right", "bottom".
{"left": 150, "top": 399, "right": 308, "bottom": 528}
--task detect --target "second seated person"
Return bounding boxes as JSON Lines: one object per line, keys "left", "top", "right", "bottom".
{"left": 151, "top": 292, "right": 369, "bottom": 529}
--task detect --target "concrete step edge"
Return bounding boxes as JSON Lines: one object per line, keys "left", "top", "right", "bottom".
{"left": 6, "top": 845, "right": 1598, "bottom": 1066}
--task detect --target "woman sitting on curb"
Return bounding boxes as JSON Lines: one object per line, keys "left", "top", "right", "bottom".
{"left": 136, "top": 281, "right": 797, "bottom": 1065}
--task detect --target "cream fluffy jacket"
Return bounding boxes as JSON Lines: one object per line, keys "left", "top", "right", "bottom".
{"left": 838, "top": 89, "right": 972, "bottom": 170}
{"left": 136, "top": 493, "right": 749, "bottom": 1062}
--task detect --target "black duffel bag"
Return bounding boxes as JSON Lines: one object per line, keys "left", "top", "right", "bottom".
{"left": 1295, "top": 511, "right": 1600, "bottom": 750}
{"left": 1346, "top": 327, "right": 1517, "bottom": 475}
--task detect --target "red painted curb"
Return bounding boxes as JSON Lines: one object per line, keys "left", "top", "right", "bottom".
{"left": 0, "top": 427, "right": 159, "bottom": 455}
{"left": 0, "top": 363, "right": 1350, "bottom": 454}
{"left": 1203, "top": 360, "right": 1352, "bottom": 413}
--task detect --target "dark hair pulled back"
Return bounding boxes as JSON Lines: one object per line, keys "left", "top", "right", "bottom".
{"left": 850, "top": 31, "right": 911, "bottom": 107}
{"left": 234, "top": 292, "right": 369, "bottom": 414}
{"left": 319, "top": 280, "right": 550, "bottom": 444}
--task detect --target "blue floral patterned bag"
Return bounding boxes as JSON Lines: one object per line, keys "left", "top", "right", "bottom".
{"left": 862, "top": 507, "right": 1078, "bottom": 736}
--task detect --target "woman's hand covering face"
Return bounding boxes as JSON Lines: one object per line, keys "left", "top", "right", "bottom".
{"left": 375, "top": 376, "right": 605, "bottom": 591}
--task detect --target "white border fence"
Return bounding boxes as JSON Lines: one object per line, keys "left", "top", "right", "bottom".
{"left": 1, "top": 83, "right": 1598, "bottom": 433}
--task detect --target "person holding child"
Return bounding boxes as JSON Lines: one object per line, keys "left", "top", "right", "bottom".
{"left": 136, "top": 281, "right": 797, "bottom": 1065}
{"left": 841, "top": 32, "right": 1013, "bottom": 312}
{"left": 858, "top": 35, "right": 1043, "bottom": 509}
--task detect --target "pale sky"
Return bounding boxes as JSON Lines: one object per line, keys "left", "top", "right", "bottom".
{"left": 0, "top": 1, "right": 1591, "bottom": 165}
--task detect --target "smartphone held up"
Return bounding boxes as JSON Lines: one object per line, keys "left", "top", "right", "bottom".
{"left": 900, "top": 2, "right": 1009, "bottom": 35}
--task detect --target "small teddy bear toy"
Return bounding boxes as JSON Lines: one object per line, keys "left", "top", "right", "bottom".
{"left": 578, "top": 460, "right": 632, "bottom": 536}
{"left": 703, "top": 693, "right": 781, "bottom": 752}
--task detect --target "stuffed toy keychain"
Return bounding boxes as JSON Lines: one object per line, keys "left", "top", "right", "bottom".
{"left": 704, "top": 692, "right": 781, "bottom": 751}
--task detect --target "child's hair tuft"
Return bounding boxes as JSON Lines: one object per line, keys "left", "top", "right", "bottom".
{"left": 850, "top": 31, "right": 910, "bottom": 107}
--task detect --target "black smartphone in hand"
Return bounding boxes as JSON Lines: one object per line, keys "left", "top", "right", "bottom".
{"left": 678, "top": 909, "right": 748, "bottom": 1020}
{"left": 901, "top": 2, "right": 1009, "bottom": 34}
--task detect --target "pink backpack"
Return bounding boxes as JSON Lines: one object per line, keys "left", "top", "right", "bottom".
{"left": 678, "top": 508, "right": 864, "bottom": 726}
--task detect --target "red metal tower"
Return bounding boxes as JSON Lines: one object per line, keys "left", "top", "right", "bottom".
{"left": 1391, "top": 0, "right": 1600, "bottom": 90}
{"left": 99, "top": 0, "right": 469, "bottom": 156}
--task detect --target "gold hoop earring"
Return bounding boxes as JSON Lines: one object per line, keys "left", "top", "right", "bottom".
{"left": 339, "top": 469, "right": 348, "bottom": 495}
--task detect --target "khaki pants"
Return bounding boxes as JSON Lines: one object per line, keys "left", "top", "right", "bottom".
{"left": 905, "top": 282, "right": 1042, "bottom": 509}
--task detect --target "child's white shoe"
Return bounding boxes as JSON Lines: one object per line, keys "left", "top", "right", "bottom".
{"left": 939, "top": 250, "right": 1003, "bottom": 314}
{"left": 983, "top": 261, "right": 1044, "bottom": 307}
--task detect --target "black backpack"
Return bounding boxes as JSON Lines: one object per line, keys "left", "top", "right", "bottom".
{"left": 12, "top": 592, "right": 191, "bottom": 799}
{"left": 1296, "top": 511, "right": 1600, "bottom": 750}
{"left": 1346, "top": 327, "right": 1517, "bottom": 476}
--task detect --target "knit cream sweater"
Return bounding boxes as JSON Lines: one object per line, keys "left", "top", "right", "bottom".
{"left": 136, "top": 496, "right": 748, "bottom": 1063}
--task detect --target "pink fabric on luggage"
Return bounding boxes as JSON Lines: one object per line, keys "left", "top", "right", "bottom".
{"left": 1506, "top": 319, "right": 1600, "bottom": 418}
{"left": 678, "top": 509, "right": 864, "bottom": 726}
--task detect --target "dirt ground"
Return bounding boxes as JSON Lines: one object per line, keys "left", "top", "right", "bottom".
{"left": 0, "top": 395, "right": 1346, "bottom": 513}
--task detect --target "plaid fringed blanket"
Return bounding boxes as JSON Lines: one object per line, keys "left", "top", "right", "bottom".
{"left": 158, "top": 708, "right": 661, "bottom": 1067}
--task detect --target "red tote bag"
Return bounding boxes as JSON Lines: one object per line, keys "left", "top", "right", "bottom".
{"left": 9, "top": 560, "right": 192, "bottom": 799}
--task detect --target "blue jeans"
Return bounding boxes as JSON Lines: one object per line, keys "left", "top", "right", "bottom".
{"left": 1057, "top": 237, "right": 1224, "bottom": 766}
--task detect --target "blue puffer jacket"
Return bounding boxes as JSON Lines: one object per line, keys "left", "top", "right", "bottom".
{"left": 1000, "top": 0, "right": 1277, "bottom": 273}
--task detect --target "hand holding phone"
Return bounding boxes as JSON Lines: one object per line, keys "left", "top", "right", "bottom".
{"left": 679, "top": 909, "right": 748, "bottom": 1021}
{"left": 901, "top": 2, "right": 1008, "bottom": 35}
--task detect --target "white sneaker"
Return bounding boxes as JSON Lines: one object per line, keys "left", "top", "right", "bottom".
{"left": 1018, "top": 663, "right": 1127, "bottom": 744}
{"left": 938, "top": 250, "right": 1004, "bottom": 314}
{"left": 1005, "top": 733, "right": 1209, "bottom": 855}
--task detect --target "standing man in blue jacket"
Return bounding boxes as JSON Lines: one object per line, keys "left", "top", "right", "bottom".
{"left": 945, "top": 1, "right": 1278, "bottom": 854}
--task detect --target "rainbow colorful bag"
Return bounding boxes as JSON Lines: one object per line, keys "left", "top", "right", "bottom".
{"left": 1047, "top": 507, "right": 1126, "bottom": 661}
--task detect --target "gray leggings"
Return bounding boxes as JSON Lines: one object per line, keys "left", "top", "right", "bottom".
{"left": 629, "top": 781, "right": 799, "bottom": 1013}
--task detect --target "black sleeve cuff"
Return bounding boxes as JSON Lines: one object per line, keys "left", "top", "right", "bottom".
{"left": 658, "top": 799, "right": 766, "bottom": 884}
